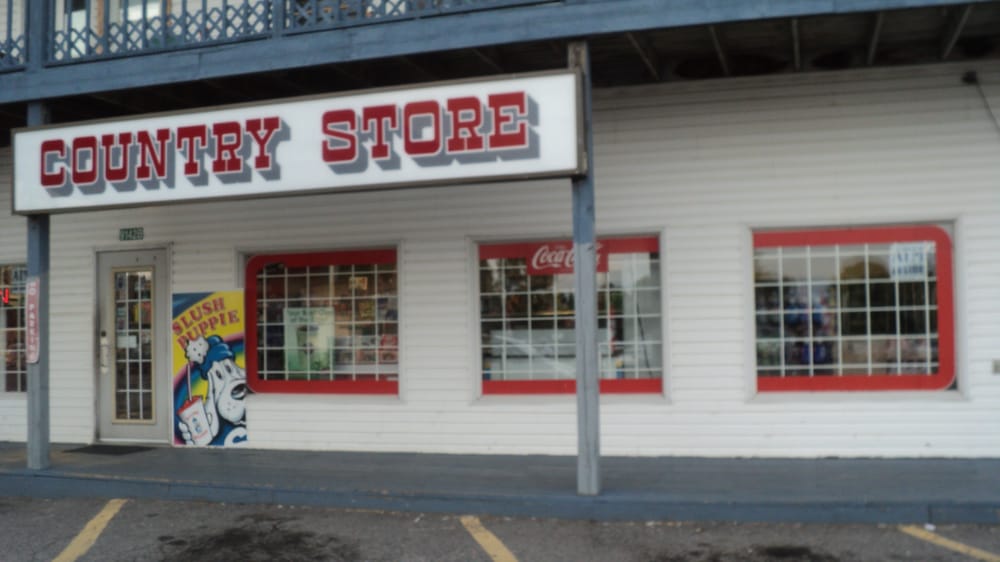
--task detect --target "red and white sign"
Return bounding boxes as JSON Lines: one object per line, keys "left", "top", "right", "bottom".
{"left": 477, "top": 241, "right": 607, "bottom": 276}
{"left": 481, "top": 237, "right": 659, "bottom": 275}
{"left": 25, "top": 277, "right": 39, "bottom": 364}
{"left": 13, "top": 72, "right": 581, "bottom": 214}
{"left": 526, "top": 242, "right": 609, "bottom": 275}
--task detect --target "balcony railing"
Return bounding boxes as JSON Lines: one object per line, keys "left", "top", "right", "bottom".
{"left": 283, "top": 0, "right": 546, "bottom": 32}
{"left": 50, "top": 0, "right": 272, "bottom": 62}
{"left": 0, "top": 0, "right": 25, "bottom": 69}
{"left": 0, "top": 0, "right": 555, "bottom": 71}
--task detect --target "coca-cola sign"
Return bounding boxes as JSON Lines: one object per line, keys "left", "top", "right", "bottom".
{"left": 526, "top": 242, "right": 608, "bottom": 275}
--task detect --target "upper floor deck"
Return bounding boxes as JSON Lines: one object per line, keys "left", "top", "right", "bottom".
{"left": 0, "top": 0, "right": 998, "bottom": 136}
{"left": 0, "top": 0, "right": 554, "bottom": 71}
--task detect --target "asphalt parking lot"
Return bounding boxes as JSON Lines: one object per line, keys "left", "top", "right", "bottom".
{"left": 2, "top": 497, "right": 1000, "bottom": 561}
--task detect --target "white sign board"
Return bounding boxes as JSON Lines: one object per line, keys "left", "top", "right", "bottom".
{"left": 889, "top": 242, "right": 928, "bottom": 281}
{"left": 13, "top": 72, "right": 581, "bottom": 214}
{"left": 25, "top": 277, "right": 39, "bottom": 364}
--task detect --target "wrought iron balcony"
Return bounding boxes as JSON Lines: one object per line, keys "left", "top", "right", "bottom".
{"left": 0, "top": 0, "right": 24, "bottom": 69}
{"left": 0, "top": 0, "right": 553, "bottom": 71}
{"left": 1, "top": 0, "right": 997, "bottom": 113}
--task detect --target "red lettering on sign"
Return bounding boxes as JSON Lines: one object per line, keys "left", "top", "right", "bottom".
{"left": 33, "top": 85, "right": 547, "bottom": 199}
{"left": 525, "top": 242, "right": 609, "bottom": 276}
{"left": 362, "top": 105, "right": 398, "bottom": 160}
{"left": 488, "top": 92, "right": 529, "bottom": 150}
{"left": 101, "top": 132, "right": 133, "bottom": 183}
{"left": 177, "top": 125, "right": 208, "bottom": 177}
{"left": 322, "top": 109, "right": 358, "bottom": 164}
{"left": 327, "top": 93, "right": 535, "bottom": 165}
{"left": 40, "top": 139, "right": 67, "bottom": 188}
{"left": 211, "top": 122, "right": 243, "bottom": 174}
{"left": 136, "top": 129, "right": 171, "bottom": 180}
{"left": 26, "top": 278, "right": 39, "bottom": 365}
{"left": 403, "top": 100, "right": 441, "bottom": 156}
{"left": 246, "top": 117, "right": 281, "bottom": 170}
{"left": 71, "top": 136, "right": 99, "bottom": 185}
{"left": 173, "top": 297, "right": 238, "bottom": 349}
{"left": 446, "top": 97, "right": 484, "bottom": 153}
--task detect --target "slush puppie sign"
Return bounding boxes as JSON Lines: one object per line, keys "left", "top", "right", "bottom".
{"left": 13, "top": 72, "right": 582, "bottom": 214}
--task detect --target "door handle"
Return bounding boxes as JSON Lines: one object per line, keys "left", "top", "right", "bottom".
{"left": 100, "top": 331, "right": 110, "bottom": 376}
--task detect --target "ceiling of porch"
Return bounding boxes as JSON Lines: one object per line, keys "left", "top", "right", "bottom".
{"left": 1, "top": 2, "right": 998, "bottom": 146}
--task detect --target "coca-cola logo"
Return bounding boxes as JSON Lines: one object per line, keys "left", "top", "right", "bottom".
{"left": 527, "top": 243, "right": 606, "bottom": 275}
{"left": 530, "top": 244, "right": 575, "bottom": 272}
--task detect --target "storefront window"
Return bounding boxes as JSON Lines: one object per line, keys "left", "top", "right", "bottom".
{"left": 478, "top": 237, "right": 662, "bottom": 394}
{"left": 753, "top": 226, "right": 954, "bottom": 391}
{"left": 1, "top": 264, "right": 27, "bottom": 393}
{"left": 245, "top": 249, "right": 398, "bottom": 394}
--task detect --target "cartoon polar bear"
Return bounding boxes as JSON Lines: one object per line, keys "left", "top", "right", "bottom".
{"left": 179, "top": 335, "right": 248, "bottom": 446}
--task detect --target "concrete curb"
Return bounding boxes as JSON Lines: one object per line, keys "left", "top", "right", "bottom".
{"left": 2, "top": 469, "right": 998, "bottom": 524}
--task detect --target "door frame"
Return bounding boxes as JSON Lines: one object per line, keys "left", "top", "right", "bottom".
{"left": 94, "top": 246, "right": 172, "bottom": 443}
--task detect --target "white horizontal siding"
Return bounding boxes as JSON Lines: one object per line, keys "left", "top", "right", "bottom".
{"left": 0, "top": 395, "right": 26, "bottom": 441}
{"left": 0, "top": 149, "right": 25, "bottom": 264}
{"left": 1, "top": 60, "right": 999, "bottom": 456}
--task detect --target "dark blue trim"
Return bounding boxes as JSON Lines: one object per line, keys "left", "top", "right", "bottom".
{"left": 3, "top": 444, "right": 1000, "bottom": 523}
{"left": 0, "top": 0, "right": 988, "bottom": 104}
{"left": 1, "top": 469, "right": 998, "bottom": 523}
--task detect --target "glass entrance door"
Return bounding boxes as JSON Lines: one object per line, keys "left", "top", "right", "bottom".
{"left": 97, "top": 250, "right": 169, "bottom": 442}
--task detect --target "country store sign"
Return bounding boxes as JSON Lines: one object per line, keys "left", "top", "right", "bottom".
{"left": 13, "top": 72, "right": 581, "bottom": 214}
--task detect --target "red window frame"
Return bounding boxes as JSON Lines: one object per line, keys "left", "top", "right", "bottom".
{"left": 479, "top": 236, "right": 663, "bottom": 395}
{"left": 245, "top": 249, "right": 399, "bottom": 394}
{"left": 1, "top": 264, "right": 27, "bottom": 393}
{"left": 753, "top": 225, "right": 954, "bottom": 392}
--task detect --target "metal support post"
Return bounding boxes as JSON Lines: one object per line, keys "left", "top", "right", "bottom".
{"left": 273, "top": 0, "right": 286, "bottom": 37}
{"left": 26, "top": 102, "right": 51, "bottom": 471}
{"left": 26, "top": 0, "right": 47, "bottom": 69}
{"left": 569, "top": 41, "right": 600, "bottom": 496}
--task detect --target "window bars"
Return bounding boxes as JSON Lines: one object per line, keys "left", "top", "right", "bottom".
{"left": 753, "top": 225, "right": 954, "bottom": 392}
{"left": 1, "top": 264, "right": 28, "bottom": 392}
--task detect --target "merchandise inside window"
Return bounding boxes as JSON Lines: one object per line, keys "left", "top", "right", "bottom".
{"left": 1, "top": 264, "right": 27, "bottom": 393}
{"left": 753, "top": 225, "right": 954, "bottom": 391}
{"left": 245, "top": 249, "right": 398, "bottom": 394}
{"left": 478, "top": 236, "right": 662, "bottom": 394}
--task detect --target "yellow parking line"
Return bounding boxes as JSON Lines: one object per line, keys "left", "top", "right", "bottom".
{"left": 460, "top": 515, "right": 519, "bottom": 562}
{"left": 52, "top": 499, "right": 128, "bottom": 562}
{"left": 899, "top": 525, "right": 1000, "bottom": 562}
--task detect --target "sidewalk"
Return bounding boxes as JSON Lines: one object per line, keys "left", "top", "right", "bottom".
{"left": 0, "top": 442, "right": 997, "bottom": 524}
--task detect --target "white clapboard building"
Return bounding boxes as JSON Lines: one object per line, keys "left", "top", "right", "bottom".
{"left": 0, "top": 1, "right": 998, "bottom": 461}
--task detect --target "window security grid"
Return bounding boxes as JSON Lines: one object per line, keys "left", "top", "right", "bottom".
{"left": 113, "top": 270, "right": 154, "bottom": 420}
{"left": 753, "top": 226, "right": 954, "bottom": 392}
{"left": 252, "top": 256, "right": 398, "bottom": 384}
{"left": 1, "top": 265, "right": 27, "bottom": 392}
{"left": 478, "top": 237, "right": 662, "bottom": 392}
